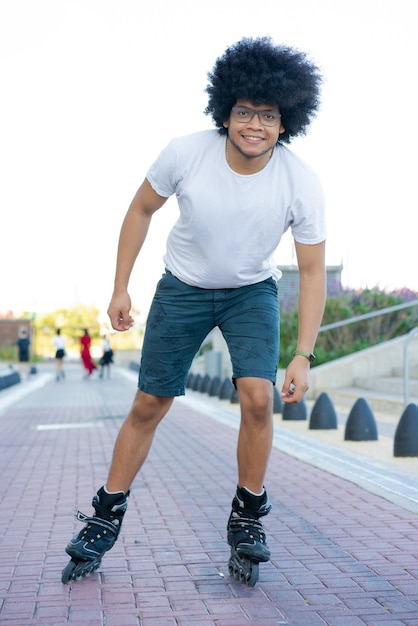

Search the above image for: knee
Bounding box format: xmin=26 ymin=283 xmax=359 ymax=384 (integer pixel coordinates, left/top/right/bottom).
xmin=251 ymin=391 xmax=273 ymax=420
xmin=129 ymin=391 xmax=172 ymax=427
xmin=238 ymin=381 xmax=273 ymax=422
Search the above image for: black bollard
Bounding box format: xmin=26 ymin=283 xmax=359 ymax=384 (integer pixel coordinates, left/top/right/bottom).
xmin=208 ymin=376 xmax=221 ymax=397
xmin=344 ymin=398 xmax=378 ymax=441
xmin=199 ymin=374 xmax=211 ymax=393
xmin=185 ymin=373 xmax=195 ymax=389
xmin=230 ymin=387 xmax=239 ymax=404
xmin=219 ymin=377 xmax=234 ymax=400
xmin=12 ymin=372 xmax=21 ymax=385
xmin=282 ymin=400 xmax=307 ymax=421
xmin=5 ymin=373 xmax=18 ymax=388
xmin=273 ymin=387 xmax=282 ymax=414
xmin=394 ymin=403 xmax=418 ymax=457
xmin=192 ymin=374 xmax=202 ymax=391
xmin=309 ymin=392 xmax=338 ymax=430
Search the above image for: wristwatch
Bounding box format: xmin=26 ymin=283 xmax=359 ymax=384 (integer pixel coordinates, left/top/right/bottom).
xmin=293 ymin=349 xmax=316 ymax=363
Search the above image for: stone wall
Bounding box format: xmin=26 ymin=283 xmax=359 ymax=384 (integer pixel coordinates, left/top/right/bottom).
xmin=0 ymin=319 xmax=32 ymax=351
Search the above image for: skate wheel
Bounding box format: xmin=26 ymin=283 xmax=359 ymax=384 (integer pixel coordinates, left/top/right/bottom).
xmin=228 ymin=556 xmax=259 ymax=586
xmin=246 ymin=561 xmax=259 ymax=587
xmin=61 ymin=558 xmax=101 ymax=583
xmin=61 ymin=560 xmax=77 ymax=584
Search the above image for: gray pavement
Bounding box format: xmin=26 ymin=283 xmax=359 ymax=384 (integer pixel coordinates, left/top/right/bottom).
xmin=0 ymin=362 xmax=418 ymax=626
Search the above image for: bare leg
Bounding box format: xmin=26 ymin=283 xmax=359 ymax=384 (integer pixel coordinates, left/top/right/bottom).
xmin=106 ymin=390 xmax=174 ymax=493
xmin=20 ymin=362 xmax=30 ymax=379
xmin=56 ymin=358 xmax=63 ymax=378
xmin=235 ymin=377 xmax=274 ymax=493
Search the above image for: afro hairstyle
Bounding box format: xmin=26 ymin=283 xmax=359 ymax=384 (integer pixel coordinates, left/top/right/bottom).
xmin=205 ymin=36 xmax=323 ymax=144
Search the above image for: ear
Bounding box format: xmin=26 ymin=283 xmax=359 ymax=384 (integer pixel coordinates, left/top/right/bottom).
xmin=223 ymin=120 xmax=229 ymax=129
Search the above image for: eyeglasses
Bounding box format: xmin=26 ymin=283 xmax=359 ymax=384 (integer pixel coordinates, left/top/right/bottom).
xmin=230 ymin=106 xmax=282 ymax=127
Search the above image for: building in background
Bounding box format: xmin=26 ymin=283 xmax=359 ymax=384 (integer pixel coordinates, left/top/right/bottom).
xmin=0 ymin=319 xmax=32 ymax=362
xmin=277 ymin=264 xmax=343 ymax=311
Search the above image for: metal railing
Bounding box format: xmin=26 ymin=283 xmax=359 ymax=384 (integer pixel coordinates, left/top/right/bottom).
xmin=404 ymin=327 xmax=418 ymax=406
xmin=318 ymin=299 xmax=418 ymax=332
xmin=317 ymin=299 xmax=418 ymax=407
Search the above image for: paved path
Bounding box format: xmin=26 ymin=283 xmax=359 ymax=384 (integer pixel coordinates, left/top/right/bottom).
xmin=0 ymin=363 xmax=417 ymax=625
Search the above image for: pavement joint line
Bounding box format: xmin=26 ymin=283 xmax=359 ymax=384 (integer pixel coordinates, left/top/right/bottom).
xmin=35 ymin=422 xmax=104 ymax=430
xmin=179 ymin=392 xmax=418 ymax=514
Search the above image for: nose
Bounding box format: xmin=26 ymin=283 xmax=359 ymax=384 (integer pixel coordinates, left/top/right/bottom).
xmin=247 ymin=111 xmax=263 ymax=128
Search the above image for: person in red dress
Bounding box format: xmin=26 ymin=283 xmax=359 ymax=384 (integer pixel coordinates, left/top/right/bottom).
xmin=80 ymin=329 xmax=97 ymax=377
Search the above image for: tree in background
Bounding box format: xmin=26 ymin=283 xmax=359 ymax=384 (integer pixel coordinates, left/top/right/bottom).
xmin=32 ymin=305 xmax=101 ymax=358
xmin=30 ymin=305 xmax=143 ymax=359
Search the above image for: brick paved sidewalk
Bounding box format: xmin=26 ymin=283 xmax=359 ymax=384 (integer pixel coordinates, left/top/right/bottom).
xmin=0 ymin=364 xmax=417 ymax=625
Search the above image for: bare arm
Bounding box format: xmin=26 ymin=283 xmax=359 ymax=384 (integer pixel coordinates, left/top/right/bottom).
xmin=281 ymin=240 xmax=326 ymax=403
xmin=107 ymin=178 xmax=168 ymax=331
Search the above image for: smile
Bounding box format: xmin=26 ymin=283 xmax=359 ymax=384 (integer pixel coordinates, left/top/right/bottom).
xmin=242 ymin=136 xmax=264 ymax=142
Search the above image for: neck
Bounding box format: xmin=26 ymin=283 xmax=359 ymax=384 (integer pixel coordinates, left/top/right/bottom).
xmin=225 ymin=137 xmax=274 ymax=174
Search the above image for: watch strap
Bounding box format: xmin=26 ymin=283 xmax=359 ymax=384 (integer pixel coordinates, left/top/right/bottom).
xmin=293 ymin=349 xmax=316 ymax=363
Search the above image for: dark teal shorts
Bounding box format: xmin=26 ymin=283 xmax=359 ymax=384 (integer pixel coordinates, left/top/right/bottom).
xmin=138 ymin=271 xmax=280 ymax=396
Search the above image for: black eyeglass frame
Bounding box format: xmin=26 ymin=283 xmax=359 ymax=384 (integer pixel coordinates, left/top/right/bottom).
xmin=230 ymin=106 xmax=282 ymax=127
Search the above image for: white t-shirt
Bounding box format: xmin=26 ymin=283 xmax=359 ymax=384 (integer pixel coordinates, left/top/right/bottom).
xmin=53 ymin=335 xmax=65 ymax=350
xmin=146 ymin=129 xmax=326 ymax=289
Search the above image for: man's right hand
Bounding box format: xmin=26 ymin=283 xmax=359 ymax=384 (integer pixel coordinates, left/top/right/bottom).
xmin=107 ymin=291 xmax=134 ymax=332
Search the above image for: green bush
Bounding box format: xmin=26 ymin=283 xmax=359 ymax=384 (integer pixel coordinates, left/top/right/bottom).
xmin=280 ymin=287 xmax=418 ymax=367
xmin=0 ymin=346 xmax=15 ymax=362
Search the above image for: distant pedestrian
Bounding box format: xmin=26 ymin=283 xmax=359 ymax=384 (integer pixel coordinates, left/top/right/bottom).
xmin=16 ymin=327 xmax=30 ymax=379
xmin=99 ymin=335 xmax=113 ymax=379
xmin=80 ymin=329 xmax=97 ymax=377
xmin=52 ymin=329 xmax=66 ymax=381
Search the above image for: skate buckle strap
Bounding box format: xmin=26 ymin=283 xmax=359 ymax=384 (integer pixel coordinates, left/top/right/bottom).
xmin=75 ymin=510 xmax=120 ymax=536
xmin=233 ymin=492 xmax=272 ymax=520
xmin=92 ymin=489 xmax=129 ymax=520
xmin=229 ymin=513 xmax=267 ymax=543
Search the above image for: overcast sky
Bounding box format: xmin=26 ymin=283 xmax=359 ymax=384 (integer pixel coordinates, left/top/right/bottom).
xmin=1 ymin=0 xmax=417 ymax=319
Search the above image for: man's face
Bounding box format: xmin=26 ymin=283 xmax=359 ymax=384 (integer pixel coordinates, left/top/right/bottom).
xmin=223 ymin=99 xmax=285 ymax=161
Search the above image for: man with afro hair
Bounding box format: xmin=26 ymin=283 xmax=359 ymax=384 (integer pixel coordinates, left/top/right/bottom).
xmin=62 ymin=37 xmax=326 ymax=586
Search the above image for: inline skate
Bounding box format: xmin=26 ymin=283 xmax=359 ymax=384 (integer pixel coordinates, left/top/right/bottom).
xmin=61 ymin=487 xmax=129 ymax=584
xmin=227 ymin=486 xmax=271 ymax=586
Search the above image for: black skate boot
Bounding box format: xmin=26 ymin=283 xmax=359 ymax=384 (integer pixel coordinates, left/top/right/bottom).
xmin=61 ymin=487 xmax=129 ymax=583
xmin=227 ymin=486 xmax=271 ymax=586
